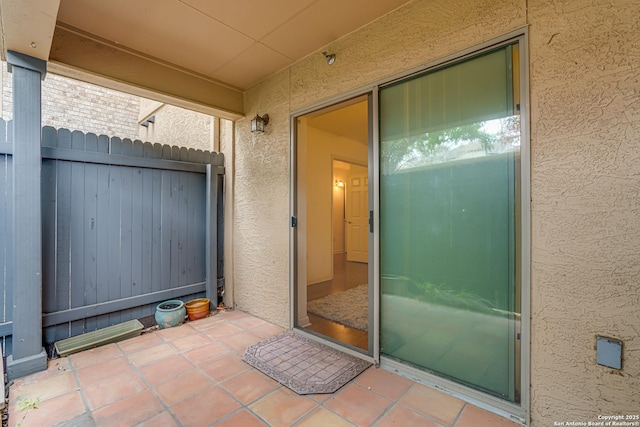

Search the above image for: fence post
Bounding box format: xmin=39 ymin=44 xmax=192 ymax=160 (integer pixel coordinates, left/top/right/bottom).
xmin=6 ymin=51 xmax=47 ymax=379
xmin=205 ymin=164 xmax=218 ymax=309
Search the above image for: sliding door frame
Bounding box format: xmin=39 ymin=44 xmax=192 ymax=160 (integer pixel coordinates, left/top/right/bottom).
xmin=375 ymin=30 xmax=530 ymax=424
xmin=289 ymin=27 xmax=529 ymax=424
xmin=290 ymin=90 xmax=379 ymax=365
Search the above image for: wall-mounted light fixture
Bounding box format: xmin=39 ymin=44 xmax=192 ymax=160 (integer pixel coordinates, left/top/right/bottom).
xmin=251 ymin=113 xmax=269 ymax=133
xmin=322 ymin=51 xmax=336 ymax=65
xmin=335 ymin=180 xmax=345 ymax=188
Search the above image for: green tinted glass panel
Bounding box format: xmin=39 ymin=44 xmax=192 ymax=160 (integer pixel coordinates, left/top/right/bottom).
xmin=379 ymin=44 xmax=521 ymax=402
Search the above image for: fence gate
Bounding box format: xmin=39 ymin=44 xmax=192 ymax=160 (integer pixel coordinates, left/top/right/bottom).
xmin=0 ymin=120 xmax=224 ymax=354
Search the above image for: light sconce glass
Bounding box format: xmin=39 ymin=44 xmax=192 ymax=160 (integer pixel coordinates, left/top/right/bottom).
xmin=335 ymin=180 xmax=345 ymax=188
xmin=251 ymin=113 xmax=269 ymax=133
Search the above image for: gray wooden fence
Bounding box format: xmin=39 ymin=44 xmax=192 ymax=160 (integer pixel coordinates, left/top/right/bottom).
xmin=0 ymin=118 xmax=224 ymax=353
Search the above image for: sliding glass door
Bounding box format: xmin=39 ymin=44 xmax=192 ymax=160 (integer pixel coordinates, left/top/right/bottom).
xmin=379 ymin=42 xmax=523 ymax=402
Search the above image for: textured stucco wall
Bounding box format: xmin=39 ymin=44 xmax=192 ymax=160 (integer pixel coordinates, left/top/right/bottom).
xmin=235 ymin=70 xmax=291 ymax=326
xmin=528 ymin=0 xmax=640 ymax=423
xmin=138 ymin=103 xmax=214 ymax=151
xmin=289 ymin=0 xmax=526 ymax=111
xmin=233 ymin=0 xmax=639 ymax=423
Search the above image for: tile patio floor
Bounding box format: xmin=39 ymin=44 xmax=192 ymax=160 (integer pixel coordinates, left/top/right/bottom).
xmin=8 ymin=310 xmax=521 ymax=427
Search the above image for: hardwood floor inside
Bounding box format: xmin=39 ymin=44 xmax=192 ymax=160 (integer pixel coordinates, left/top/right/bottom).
xmin=305 ymin=253 xmax=369 ymax=351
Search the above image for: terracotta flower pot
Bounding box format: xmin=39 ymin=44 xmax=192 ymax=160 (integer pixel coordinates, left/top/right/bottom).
xmin=185 ymin=298 xmax=211 ymax=321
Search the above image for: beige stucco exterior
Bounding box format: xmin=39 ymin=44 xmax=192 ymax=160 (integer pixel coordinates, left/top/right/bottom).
xmin=138 ymin=99 xmax=216 ymax=151
xmin=230 ymin=0 xmax=639 ymax=424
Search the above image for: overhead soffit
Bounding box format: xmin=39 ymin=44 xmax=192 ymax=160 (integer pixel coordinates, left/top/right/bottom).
xmin=0 ymin=0 xmax=60 ymax=60
xmin=2 ymin=0 xmax=411 ymax=119
xmin=54 ymin=0 xmax=413 ymax=91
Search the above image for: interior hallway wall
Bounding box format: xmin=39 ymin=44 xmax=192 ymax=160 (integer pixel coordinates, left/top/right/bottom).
xmin=305 ymin=126 xmax=367 ymax=285
xmin=333 ymin=164 xmax=349 ymax=255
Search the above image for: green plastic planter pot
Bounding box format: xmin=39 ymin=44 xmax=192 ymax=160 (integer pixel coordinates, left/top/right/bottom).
xmin=155 ymin=300 xmax=186 ymax=329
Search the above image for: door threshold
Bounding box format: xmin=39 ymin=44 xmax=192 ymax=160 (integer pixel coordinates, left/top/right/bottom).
xmin=294 ymin=328 xmax=375 ymax=365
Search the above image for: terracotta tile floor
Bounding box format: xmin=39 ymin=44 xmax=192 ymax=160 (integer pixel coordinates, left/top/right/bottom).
xmin=8 ymin=310 xmax=521 ymax=427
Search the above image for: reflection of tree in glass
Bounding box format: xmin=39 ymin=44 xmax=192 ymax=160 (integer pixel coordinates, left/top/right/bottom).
xmin=381 ymin=117 xmax=520 ymax=174
xmin=495 ymin=116 xmax=520 ymax=152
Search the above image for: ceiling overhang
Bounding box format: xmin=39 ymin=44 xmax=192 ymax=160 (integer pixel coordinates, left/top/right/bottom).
xmin=0 ymin=0 xmax=59 ymax=62
xmin=49 ymin=24 xmax=244 ymax=120
xmin=1 ymin=0 xmax=414 ymax=119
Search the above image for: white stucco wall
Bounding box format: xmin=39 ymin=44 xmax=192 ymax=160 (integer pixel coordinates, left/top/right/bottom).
xmin=233 ymin=0 xmax=639 ymax=424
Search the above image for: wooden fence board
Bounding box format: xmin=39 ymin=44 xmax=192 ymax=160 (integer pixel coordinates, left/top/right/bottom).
xmin=141 ymin=166 xmax=153 ymax=300
xmin=40 ymin=123 xmax=56 ymax=339
xmin=43 ymin=126 xmax=61 ymax=341
xmin=111 ymin=137 xmax=122 ymax=155
xmin=180 ymin=147 xmax=189 ymax=162
xmin=160 ymin=170 xmax=172 ymax=292
xmin=150 ymin=143 xmax=163 ymax=295
xmin=151 ymin=167 xmax=162 ymax=295
xmin=108 ymin=136 xmax=122 ymax=322
xmin=70 ymin=133 xmax=86 ymax=336
xmin=170 ymin=171 xmax=180 ymax=289
xmin=120 ymin=140 xmax=134 ymax=322
xmin=54 ymin=159 xmax=72 ymax=341
xmin=95 ymin=162 xmax=110 ymax=330
xmin=171 ymin=145 xmax=180 ymax=161
xmin=97 ymin=135 xmax=109 ymax=154
xmin=107 ymin=160 xmax=122 ymax=326
xmin=83 ymin=133 xmax=99 ymax=333
xmin=130 ymin=164 xmax=144 ymax=320
xmin=41 ymin=155 xmax=57 ymax=340
xmin=133 ymin=140 xmax=144 ymax=157
xmin=109 ymin=135 xmax=124 ymax=323
xmin=193 ymin=173 xmax=206 ymax=286
xmin=152 ymin=143 xmax=162 ymax=159
xmin=178 ymin=172 xmax=188 ymax=287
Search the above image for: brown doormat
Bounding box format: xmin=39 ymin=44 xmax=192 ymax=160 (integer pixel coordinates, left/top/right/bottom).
xmin=242 ymin=333 xmax=371 ymax=395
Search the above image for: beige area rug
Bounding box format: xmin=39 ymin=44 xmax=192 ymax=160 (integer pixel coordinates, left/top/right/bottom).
xmin=243 ymin=333 xmax=370 ymax=394
xmin=307 ymin=284 xmax=368 ymax=331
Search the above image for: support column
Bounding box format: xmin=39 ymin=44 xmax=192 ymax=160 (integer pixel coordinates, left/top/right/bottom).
xmin=6 ymin=51 xmax=47 ymax=380
xmin=220 ymin=119 xmax=234 ymax=310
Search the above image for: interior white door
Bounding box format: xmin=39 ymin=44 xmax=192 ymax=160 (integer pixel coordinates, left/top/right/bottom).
xmin=346 ymin=170 xmax=368 ymax=263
